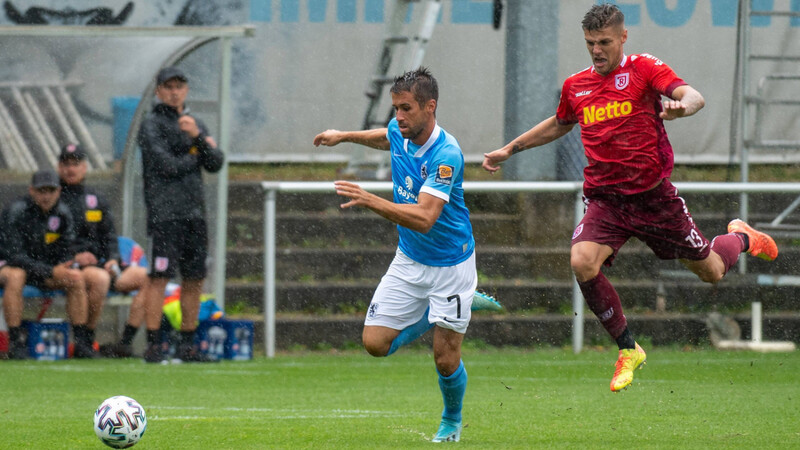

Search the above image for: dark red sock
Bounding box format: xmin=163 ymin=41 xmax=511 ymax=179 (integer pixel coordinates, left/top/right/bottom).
xmin=577 ymin=271 xmax=627 ymax=339
xmin=710 ymin=233 xmax=746 ymax=275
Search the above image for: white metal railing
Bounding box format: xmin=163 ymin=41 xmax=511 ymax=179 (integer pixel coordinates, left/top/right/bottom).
xmin=261 ymin=181 xmax=800 ymax=357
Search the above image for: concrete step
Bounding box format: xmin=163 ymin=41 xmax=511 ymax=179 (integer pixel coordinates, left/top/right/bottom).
xmin=226 ymin=244 xmax=800 ymax=281
xmin=224 ymin=277 xmax=800 ymax=314
xmin=227 ymin=211 xmax=524 ymax=247
xmin=231 ymin=181 xmax=535 ymax=215
xmin=241 ymin=312 xmax=800 ymax=350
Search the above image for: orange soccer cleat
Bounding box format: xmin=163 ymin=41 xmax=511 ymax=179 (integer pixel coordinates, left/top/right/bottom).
xmin=727 ymin=219 xmax=779 ymax=261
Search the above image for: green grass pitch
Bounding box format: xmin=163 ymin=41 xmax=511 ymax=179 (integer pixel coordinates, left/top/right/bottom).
xmin=1 ymin=347 xmax=798 ymax=448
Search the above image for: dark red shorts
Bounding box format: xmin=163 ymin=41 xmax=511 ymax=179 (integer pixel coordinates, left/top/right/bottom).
xmin=571 ymin=179 xmax=711 ymax=266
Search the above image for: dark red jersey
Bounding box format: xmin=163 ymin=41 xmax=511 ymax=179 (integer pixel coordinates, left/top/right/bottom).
xmin=556 ymin=53 xmax=687 ymax=196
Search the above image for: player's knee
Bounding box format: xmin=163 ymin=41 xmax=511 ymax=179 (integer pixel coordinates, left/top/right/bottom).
xmin=698 ymin=270 xmax=724 ymax=284
xmin=570 ymin=256 xmax=599 ymax=281
xmin=362 ymin=340 xmax=390 ymax=357
xmin=434 ymin=353 xmax=459 ymax=376
xmin=2 ymin=267 xmax=26 ymax=289
xmin=361 ymin=329 xmax=391 ymax=357
xmin=85 ymin=268 xmax=110 ymax=285
xmin=64 ymin=276 xmax=86 ymax=291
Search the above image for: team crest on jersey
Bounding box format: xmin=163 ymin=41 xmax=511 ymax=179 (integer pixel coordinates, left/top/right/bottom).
xmin=367 ymin=303 xmax=379 ymax=319
xmin=48 ymin=216 xmax=60 ymax=231
xmin=420 ymin=163 xmax=428 ymax=180
xmin=85 ymin=194 xmax=98 ymax=208
xmin=615 ymin=73 xmax=629 ymax=90
xmin=155 ymin=256 xmax=169 ymax=272
xmin=572 ymin=223 xmax=584 ymax=239
xmin=404 ymin=176 xmax=413 ymax=191
xmin=435 ymin=164 xmax=453 ymax=185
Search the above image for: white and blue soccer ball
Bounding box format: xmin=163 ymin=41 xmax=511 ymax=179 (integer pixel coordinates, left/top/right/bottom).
xmin=93 ymin=396 xmax=147 ymax=448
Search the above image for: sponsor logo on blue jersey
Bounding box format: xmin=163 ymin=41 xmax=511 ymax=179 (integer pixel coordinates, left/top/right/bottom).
xmin=396 ymin=184 xmax=418 ymax=203
xmin=435 ymin=164 xmax=454 ymax=185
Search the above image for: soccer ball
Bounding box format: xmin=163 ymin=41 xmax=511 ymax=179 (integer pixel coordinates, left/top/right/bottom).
xmin=93 ymin=396 xmax=147 ymax=448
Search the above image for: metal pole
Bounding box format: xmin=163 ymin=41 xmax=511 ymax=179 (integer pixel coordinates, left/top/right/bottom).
xmin=751 ymin=301 xmax=762 ymax=343
xmin=572 ymin=189 xmax=584 ymax=353
xmin=264 ymin=188 xmax=277 ymax=358
xmin=54 ymin=85 xmax=107 ymax=170
xmin=0 ymin=97 xmax=35 ymax=170
xmin=503 ymin=0 xmax=559 ymax=181
xmin=213 ymin=37 xmax=233 ymax=309
xmin=11 ymin=86 xmax=54 ymax=168
xmin=737 ymin=0 xmax=751 ymax=275
xmin=22 ymin=91 xmax=63 ymax=167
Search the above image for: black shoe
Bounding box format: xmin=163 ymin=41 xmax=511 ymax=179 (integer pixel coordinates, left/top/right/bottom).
xmin=73 ymin=342 xmax=100 ymax=359
xmin=174 ymin=344 xmax=218 ymax=363
xmin=143 ymin=343 xmax=164 ymax=363
xmin=99 ymin=342 xmax=133 ymax=358
xmin=8 ymin=341 xmax=29 ymax=360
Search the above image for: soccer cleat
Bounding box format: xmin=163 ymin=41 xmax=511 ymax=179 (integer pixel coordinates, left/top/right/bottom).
xmin=143 ymin=343 xmax=164 ymax=363
xmin=610 ymin=342 xmax=646 ymax=392
xmin=431 ymin=418 xmax=462 ymax=443
xmin=73 ymin=341 xmax=100 ymax=359
xmin=727 ymin=219 xmax=778 ymax=261
xmin=8 ymin=340 xmax=29 ymax=360
xmin=471 ymin=291 xmax=503 ymax=312
xmin=172 ymin=344 xmax=218 ymax=363
xmin=99 ymin=342 xmax=133 ymax=358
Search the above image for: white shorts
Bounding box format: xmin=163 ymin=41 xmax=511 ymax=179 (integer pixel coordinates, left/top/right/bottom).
xmin=364 ymin=249 xmax=477 ymax=334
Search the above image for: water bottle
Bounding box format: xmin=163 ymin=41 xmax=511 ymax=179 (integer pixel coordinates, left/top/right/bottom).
xmin=111 ymin=263 xmax=122 ymax=278
xmin=56 ymin=332 xmax=65 ymax=359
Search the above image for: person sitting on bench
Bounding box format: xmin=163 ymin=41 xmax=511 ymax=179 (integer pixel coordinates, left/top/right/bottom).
xmin=0 ymin=169 xmax=96 ymax=359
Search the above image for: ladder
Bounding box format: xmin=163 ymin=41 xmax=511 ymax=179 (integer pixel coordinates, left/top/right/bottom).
xmin=731 ymin=1 xmax=800 ymax=238
xmin=0 ymin=80 xmax=107 ymax=172
xmin=342 ymin=0 xmax=442 ymax=180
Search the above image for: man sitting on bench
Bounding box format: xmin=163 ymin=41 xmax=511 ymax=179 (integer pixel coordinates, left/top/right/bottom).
xmin=0 ymin=169 xmax=96 ymax=359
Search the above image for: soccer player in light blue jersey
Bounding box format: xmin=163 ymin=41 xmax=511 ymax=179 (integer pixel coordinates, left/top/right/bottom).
xmin=314 ymin=67 xmax=473 ymax=443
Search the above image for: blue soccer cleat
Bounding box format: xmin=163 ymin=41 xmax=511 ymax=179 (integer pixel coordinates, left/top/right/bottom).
xmin=432 ymin=418 xmax=462 ymax=443
xmin=471 ymin=291 xmax=502 ymax=311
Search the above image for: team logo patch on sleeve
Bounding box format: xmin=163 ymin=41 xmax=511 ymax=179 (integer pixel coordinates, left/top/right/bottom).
xmin=435 ymin=164 xmax=454 ymax=185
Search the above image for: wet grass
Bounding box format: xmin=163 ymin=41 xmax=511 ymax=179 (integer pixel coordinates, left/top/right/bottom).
xmin=1 ymin=348 xmax=798 ymax=448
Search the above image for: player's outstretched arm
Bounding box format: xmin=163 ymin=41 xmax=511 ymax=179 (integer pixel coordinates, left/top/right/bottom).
xmin=313 ymin=128 xmax=390 ymax=150
xmin=334 ymin=180 xmax=444 ymax=233
xmin=660 ymin=85 xmax=705 ymax=120
xmin=482 ymin=116 xmax=574 ymax=173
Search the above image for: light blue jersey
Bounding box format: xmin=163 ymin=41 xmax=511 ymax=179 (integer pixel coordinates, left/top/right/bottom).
xmin=387 ymin=118 xmax=474 ymax=267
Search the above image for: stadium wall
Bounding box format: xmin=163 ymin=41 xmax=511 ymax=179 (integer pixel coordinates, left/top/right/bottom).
xmin=2 ymin=0 xmax=799 ymax=164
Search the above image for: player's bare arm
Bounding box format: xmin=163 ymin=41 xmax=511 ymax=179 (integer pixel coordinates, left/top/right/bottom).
xmin=482 ymin=116 xmax=575 ymax=173
xmin=313 ymin=128 xmax=391 ymax=150
xmin=334 ymin=180 xmax=445 ymax=233
xmin=660 ymin=85 xmax=705 ymax=120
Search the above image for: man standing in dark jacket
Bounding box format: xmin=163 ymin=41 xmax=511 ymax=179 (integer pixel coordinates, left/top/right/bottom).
xmin=137 ymin=66 xmax=224 ymax=363
xmin=0 ymin=170 xmax=95 ymax=359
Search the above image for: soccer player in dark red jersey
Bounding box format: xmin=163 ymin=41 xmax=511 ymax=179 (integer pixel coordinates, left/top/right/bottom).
xmin=483 ymin=3 xmax=778 ymax=392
